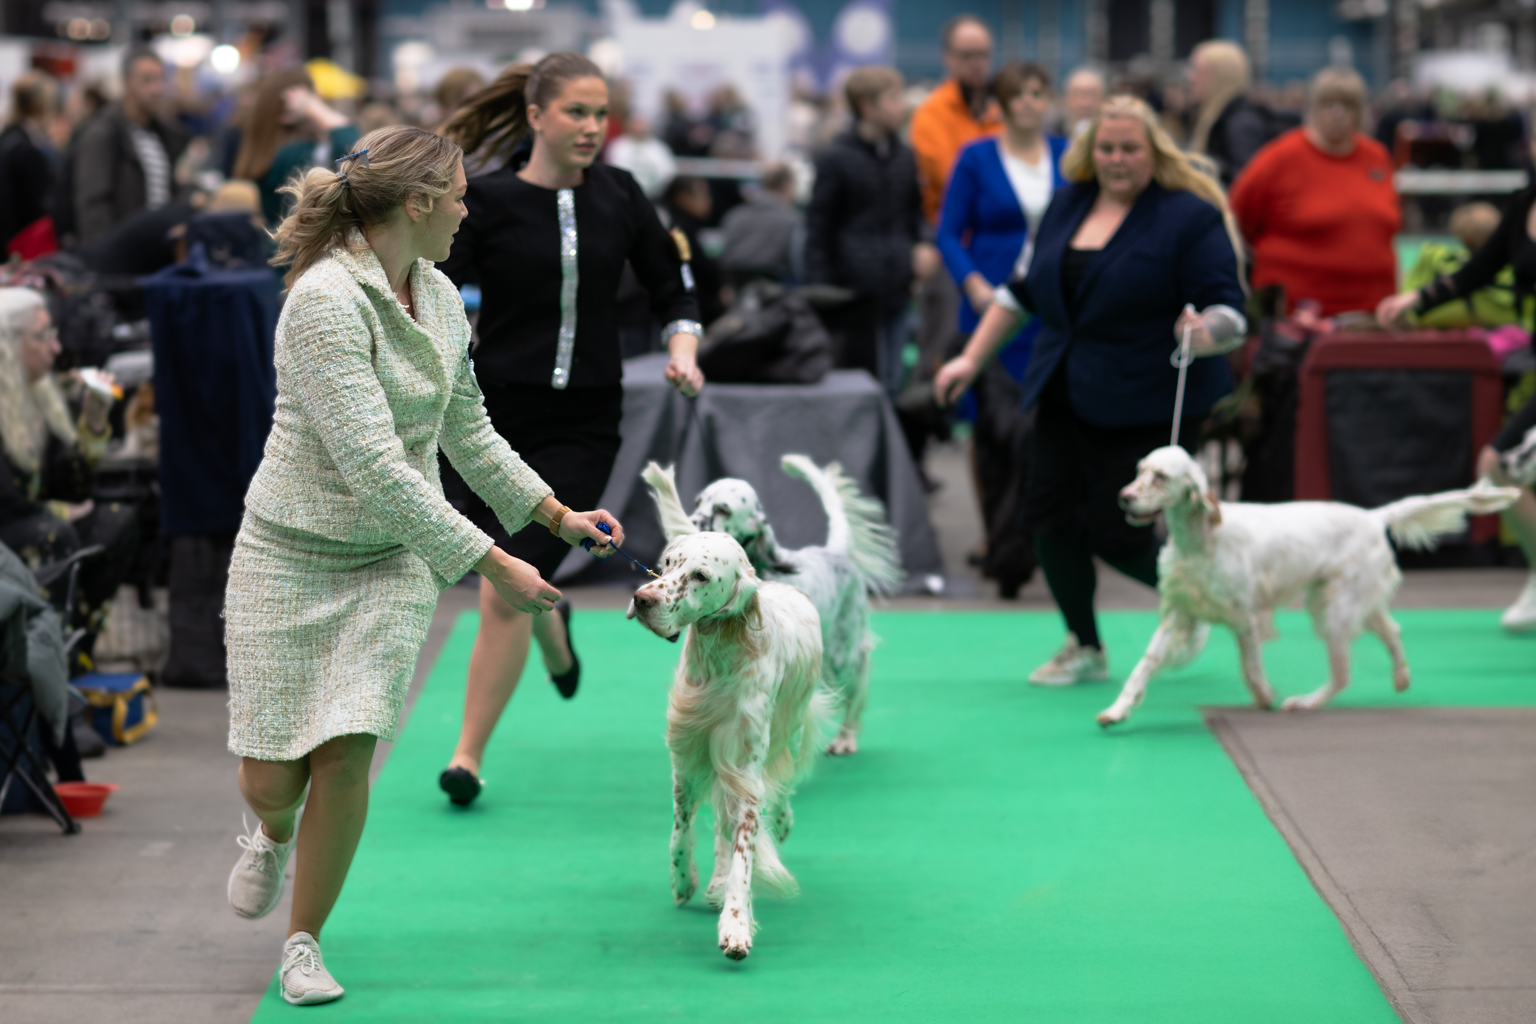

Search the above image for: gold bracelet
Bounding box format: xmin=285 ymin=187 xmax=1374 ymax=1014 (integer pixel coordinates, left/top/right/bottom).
xmin=548 ymin=504 xmax=571 ymax=537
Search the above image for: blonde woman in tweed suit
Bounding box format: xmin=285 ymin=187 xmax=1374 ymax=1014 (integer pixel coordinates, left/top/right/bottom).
xmin=223 ymin=125 xmax=626 ymax=1006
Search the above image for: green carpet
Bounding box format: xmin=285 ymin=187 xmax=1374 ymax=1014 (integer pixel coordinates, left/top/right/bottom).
xmin=249 ymin=608 xmax=1533 ymax=1022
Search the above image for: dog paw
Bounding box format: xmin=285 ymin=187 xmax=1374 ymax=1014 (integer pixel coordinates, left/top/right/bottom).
xmin=1096 ymin=707 xmax=1126 ymax=728
xmin=1393 ymin=668 xmax=1411 ymax=693
xmin=672 ymin=863 xmax=697 ymax=906
xmin=1280 ymin=694 xmax=1319 ymax=712
xmin=718 ymin=911 xmax=752 ymax=961
xmin=825 ymin=731 xmax=859 ymax=756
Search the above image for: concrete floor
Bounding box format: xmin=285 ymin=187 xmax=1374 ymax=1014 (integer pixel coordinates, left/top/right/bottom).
xmin=0 ymin=439 xmax=1527 ymax=1024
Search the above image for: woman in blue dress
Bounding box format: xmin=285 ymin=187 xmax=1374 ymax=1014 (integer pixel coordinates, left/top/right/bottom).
xmin=935 ymin=62 xmax=1068 ymax=596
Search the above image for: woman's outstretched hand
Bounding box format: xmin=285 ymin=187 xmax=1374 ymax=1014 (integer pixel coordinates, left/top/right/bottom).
xmin=558 ymin=509 xmax=626 ymax=556
xmin=475 ymin=547 xmax=560 ymax=615
xmin=1375 ymin=291 xmax=1420 ymax=328
xmin=933 ymin=353 xmax=979 ymax=407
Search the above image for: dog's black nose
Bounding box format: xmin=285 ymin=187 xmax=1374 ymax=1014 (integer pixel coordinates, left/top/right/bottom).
xmin=1117 ymin=493 xmax=1134 ymax=510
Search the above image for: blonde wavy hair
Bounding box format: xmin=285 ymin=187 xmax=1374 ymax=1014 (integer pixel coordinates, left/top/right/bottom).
xmin=1062 ymin=94 xmax=1246 ymax=284
xmin=272 ymin=124 xmax=463 ymax=289
xmin=1187 ymin=40 xmax=1251 ymax=154
xmin=0 ymin=287 xmax=75 ymax=484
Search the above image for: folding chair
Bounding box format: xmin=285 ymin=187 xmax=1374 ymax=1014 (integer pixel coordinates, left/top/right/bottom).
xmin=0 ymin=544 xmax=106 ymax=835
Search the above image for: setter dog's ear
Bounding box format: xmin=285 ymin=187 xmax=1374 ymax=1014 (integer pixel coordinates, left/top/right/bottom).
xmin=1202 ymin=486 xmax=1222 ymax=527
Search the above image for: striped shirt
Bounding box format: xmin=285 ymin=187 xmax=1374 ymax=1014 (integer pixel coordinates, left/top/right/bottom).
xmin=128 ymin=126 xmax=170 ymax=210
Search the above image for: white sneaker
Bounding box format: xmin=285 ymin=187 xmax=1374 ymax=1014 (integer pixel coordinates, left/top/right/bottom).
xmin=281 ymin=932 xmax=345 ymax=1006
xmin=1029 ymin=633 xmax=1109 ymax=686
xmin=1165 ymin=622 xmax=1211 ymax=669
xmin=1501 ymin=572 xmax=1536 ymax=633
xmin=228 ymin=816 xmax=295 ymax=919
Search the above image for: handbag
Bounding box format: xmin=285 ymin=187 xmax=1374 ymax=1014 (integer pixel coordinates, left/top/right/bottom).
xmin=697 ymin=282 xmax=834 ymax=384
xmin=74 ymin=672 xmax=158 ymax=746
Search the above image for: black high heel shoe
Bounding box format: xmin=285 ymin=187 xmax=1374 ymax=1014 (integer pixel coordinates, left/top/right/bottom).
xmin=439 ymin=767 xmax=481 ymax=807
xmin=549 ymin=599 xmax=580 ymax=699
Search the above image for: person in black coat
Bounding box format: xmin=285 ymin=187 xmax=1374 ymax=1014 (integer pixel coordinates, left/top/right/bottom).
xmin=0 ymin=71 xmax=59 ymax=253
xmin=434 ymin=53 xmax=704 ymax=807
xmin=935 ymin=96 xmax=1246 ymax=685
xmin=804 ymin=66 xmax=930 ymax=398
xmin=1187 ymin=40 xmax=1277 ymax=187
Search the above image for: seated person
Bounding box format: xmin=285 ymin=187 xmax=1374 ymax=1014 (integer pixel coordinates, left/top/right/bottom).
xmin=0 ymin=286 xmax=138 ymax=665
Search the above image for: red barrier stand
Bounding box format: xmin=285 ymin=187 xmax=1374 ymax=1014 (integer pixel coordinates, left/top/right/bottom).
xmin=1295 ymin=330 xmax=1505 ymax=543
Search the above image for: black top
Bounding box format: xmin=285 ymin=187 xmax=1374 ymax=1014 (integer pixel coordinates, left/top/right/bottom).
xmin=1058 ymin=246 xmax=1096 ymax=315
xmin=1 ymin=434 xmax=92 ymax=529
xmin=0 ymin=125 xmax=52 ymax=249
xmin=438 ymin=162 xmax=698 ymax=390
xmin=1420 ymin=182 xmax=1536 ymax=318
xmin=803 ymin=128 xmax=924 ymax=299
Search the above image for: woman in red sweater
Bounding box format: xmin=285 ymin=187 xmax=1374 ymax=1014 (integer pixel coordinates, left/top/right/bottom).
xmin=1230 ymin=68 xmax=1400 ymax=316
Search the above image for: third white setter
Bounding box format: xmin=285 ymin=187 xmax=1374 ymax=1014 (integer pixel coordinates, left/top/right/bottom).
xmin=1098 ymin=445 xmax=1518 ymax=726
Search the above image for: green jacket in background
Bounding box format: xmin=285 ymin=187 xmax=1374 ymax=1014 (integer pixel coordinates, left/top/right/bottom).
xmin=257 ymin=124 xmax=360 ymax=227
xmin=1405 ymin=241 xmax=1525 ymax=329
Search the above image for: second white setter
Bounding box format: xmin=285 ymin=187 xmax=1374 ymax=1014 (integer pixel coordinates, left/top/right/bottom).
xmin=646 ymin=456 xmax=901 ymax=754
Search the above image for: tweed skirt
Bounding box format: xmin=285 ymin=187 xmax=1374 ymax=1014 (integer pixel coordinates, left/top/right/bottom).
xmin=225 ymin=512 xmax=439 ymax=762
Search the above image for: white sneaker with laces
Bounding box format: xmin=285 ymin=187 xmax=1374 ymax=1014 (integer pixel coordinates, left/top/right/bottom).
xmin=228 ymin=815 xmax=295 ymax=920
xmin=1029 ymin=632 xmax=1109 ymax=686
xmin=281 ymin=932 xmax=345 ymax=1006
xmin=1501 ymin=572 xmax=1536 ymax=633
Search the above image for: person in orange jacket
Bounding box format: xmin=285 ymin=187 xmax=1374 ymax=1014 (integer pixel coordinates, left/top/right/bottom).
xmin=910 ymin=15 xmax=1002 ymax=226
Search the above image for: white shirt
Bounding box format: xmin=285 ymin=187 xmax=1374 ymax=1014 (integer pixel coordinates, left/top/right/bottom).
xmin=997 ymin=139 xmax=1054 ymax=278
xmin=129 ymin=126 xmax=171 ymax=210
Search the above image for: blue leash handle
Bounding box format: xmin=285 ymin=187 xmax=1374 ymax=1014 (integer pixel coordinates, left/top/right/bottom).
xmin=580 ymin=521 xmax=659 ymax=577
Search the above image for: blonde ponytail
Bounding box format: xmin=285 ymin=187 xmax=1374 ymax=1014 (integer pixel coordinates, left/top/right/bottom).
xmin=272 ymin=124 xmax=463 ymax=289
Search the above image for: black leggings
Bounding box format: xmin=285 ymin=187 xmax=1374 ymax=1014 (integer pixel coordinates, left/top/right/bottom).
xmin=1025 ymin=372 xmax=1200 ymax=650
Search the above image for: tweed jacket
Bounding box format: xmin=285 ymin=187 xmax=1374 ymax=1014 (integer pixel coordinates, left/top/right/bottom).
xmin=243 ymin=243 xmax=552 ymax=587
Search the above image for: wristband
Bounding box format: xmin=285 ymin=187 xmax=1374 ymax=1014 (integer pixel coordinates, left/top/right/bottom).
xmin=548 ymin=504 xmax=571 ymax=537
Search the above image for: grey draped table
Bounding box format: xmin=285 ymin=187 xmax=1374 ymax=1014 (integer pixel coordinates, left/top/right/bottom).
xmin=553 ymin=353 xmax=943 ymax=589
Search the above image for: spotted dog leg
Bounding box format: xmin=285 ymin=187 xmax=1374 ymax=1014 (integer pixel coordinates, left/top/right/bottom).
xmin=669 ymin=773 xmax=698 ymax=906
xmin=717 ymin=803 xmax=760 ymax=961
xmin=768 ymin=798 xmax=793 ymax=844
xmin=705 ymin=828 xmax=730 ymax=909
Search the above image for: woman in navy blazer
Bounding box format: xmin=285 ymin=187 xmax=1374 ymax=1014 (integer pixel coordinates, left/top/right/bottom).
xmin=935 ymin=95 xmax=1247 ymax=684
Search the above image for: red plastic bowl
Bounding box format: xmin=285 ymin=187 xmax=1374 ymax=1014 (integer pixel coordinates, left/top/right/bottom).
xmin=53 ymin=782 xmax=119 ymax=817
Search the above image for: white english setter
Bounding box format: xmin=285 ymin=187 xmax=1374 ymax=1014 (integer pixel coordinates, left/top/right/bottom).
xmin=627 ymin=527 xmax=827 ymax=962
xmin=644 ymin=456 xmax=901 ymax=755
xmin=1099 ymin=445 xmax=1518 ymax=727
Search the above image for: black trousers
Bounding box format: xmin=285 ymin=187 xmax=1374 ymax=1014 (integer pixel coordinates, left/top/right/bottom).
xmin=1025 ymin=373 xmax=1200 ymax=649
xmin=462 ymin=382 xmax=624 ymax=580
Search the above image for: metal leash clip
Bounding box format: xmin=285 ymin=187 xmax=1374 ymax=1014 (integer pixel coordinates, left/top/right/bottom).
xmin=580 ymin=521 xmax=660 ymax=577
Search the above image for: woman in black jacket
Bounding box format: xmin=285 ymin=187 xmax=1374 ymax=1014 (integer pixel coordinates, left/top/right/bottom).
xmin=0 ymin=71 xmax=59 ymax=252
xmin=1378 ymin=181 xmax=1536 ymax=632
xmin=436 ymin=54 xmax=703 ymax=806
